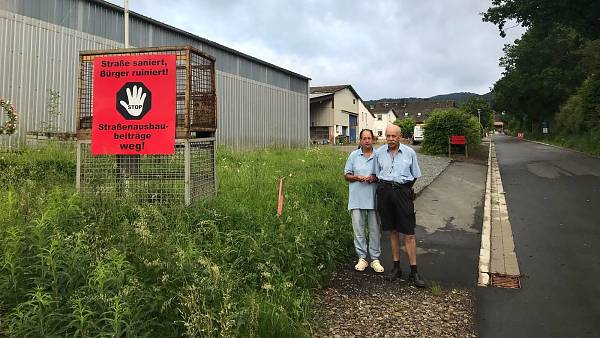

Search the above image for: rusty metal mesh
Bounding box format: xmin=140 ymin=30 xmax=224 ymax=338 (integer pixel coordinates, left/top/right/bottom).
xmin=76 ymin=47 xmax=217 ymax=205
xmin=77 ymin=139 xmax=215 ymax=204
xmin=77 ymin=47 xmax=216 ymax=137
xmin=491 ymin=274 xmax=521 ymax=289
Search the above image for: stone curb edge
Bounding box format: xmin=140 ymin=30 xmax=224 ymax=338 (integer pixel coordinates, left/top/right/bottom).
xmin=478 ymin=138 xmax=493 ymax=287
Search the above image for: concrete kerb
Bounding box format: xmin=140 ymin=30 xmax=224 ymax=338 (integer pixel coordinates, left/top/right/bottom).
xmin=478 ymin=138 xmax=493 ymax=286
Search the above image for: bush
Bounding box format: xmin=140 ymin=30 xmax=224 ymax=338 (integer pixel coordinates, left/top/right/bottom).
xmin=394 ymin=117 xmax=416 ymax=139
xmin=422 ymin=109 xmax=481 ymax=154
xmin=555 ymin=89 xmax=586 ymax=134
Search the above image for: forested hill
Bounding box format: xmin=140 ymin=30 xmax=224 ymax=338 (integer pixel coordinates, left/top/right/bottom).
xmin=428 ymin=92 xmax=493 ymax=102
xmin=365 ymin=91 xmax=493 ymax=105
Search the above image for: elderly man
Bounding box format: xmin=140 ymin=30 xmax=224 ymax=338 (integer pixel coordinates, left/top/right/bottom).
xmin=375 ymin=124 xmax=425 ymax=287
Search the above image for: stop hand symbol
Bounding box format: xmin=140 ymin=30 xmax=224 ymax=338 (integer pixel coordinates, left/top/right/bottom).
xmin=119 ymin=85 xmax=147 ymax=117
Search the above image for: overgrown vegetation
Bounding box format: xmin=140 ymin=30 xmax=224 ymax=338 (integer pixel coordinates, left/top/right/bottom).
xmin=484 ymin=0 xmax=600 ymax=155
xmin=459 ymin=96 xmax=494 ymax=134
xmin=0 ymin=145 xmax=353 ymax=337
xmin=421 ymin=109 xmax=481 ymax=155
xmin=393 ymin=117 xmax=416 ymax=139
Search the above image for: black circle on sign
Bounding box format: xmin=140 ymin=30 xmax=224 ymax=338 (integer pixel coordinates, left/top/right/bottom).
xmin=116 ymin=82 xmax=152 ymax=120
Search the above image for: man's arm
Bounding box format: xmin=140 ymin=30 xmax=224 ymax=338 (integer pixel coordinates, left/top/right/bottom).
xmin=344 ymin=173 xmax=366 ymax=182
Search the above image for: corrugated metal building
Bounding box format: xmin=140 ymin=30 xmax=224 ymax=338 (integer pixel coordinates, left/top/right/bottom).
xmin=0 ymin=0 xmax=310 ymax=149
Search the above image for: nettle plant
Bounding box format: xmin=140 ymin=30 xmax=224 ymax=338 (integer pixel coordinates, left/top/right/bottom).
xmin=0 ymin=98 xmax=18 ymax=135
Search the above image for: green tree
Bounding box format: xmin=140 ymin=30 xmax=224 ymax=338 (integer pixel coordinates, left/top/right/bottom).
xmin=491 ymin=25 xmax=586 ymax=131
xmin=460 ymin=96 xmax=494 ymax=132
xmin=393 ymin=117 xmax=416 ymax=139
xmin=421 ymin=109 xmax=481 ymax=155
xmin=483 ymin=0 xmax=600 ymax=39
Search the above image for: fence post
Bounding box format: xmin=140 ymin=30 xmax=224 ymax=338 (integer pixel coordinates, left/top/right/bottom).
xmin=184 ymin=140 xmax=191 ymax=206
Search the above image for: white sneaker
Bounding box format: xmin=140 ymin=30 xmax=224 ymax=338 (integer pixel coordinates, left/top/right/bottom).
xmin=354 ymin=258 xmax=369 ymax=271
xmin=370 ymin=260 xmax=385 ymax=273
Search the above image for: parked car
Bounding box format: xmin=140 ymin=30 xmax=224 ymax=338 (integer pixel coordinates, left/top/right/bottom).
xmin=412 ymin=124 xmax=424 ymax=144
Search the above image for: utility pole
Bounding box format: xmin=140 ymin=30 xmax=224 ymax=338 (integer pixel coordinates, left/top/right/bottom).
xmin=124 ymin=0 xmax=129 ymax=48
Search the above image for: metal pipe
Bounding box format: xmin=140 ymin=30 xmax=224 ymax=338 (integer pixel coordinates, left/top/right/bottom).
xmin=124 ymin=0 xmax=129 ymax=48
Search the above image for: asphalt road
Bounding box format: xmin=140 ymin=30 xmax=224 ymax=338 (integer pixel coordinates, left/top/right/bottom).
xmin=378 ymin=160 xmax=487 ymax=287
xmin=476 ymin=135 xmax=600 ymax=338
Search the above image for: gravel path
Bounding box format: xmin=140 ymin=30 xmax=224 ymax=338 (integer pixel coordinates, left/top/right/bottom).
xmin=311 ymin=271 xmax=476 ymax=338
xmin=411 ymin=152 xmax=450 ymax=195
xmin=313 ymin=148 xmax=475 ymax=337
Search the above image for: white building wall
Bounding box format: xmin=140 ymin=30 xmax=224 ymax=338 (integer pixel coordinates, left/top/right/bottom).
xmin=358 ymin=99 xmax=376 ymax=132
xmin=373 ymin=110 xmax=397 ymax=139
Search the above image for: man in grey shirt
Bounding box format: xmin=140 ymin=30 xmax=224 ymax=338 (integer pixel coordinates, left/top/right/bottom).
xmin=374 ymin=124 xmax=425 ymax=287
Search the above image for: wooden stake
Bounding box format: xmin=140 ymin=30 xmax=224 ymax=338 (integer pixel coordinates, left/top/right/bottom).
xmin=277 ymin=177 xmax=285 ymax=217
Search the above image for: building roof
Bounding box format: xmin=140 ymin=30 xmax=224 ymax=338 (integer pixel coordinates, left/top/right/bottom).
xmin=368 ymin=100 xmax=457 ymax=122
xmin=309 ymin=92 xmax=334 ymax=104
xmin=309 ymin=93 xmax=333 ymax=99
xmin=310 ymin=85 xmax=363 ymax=101
xmin=369 ymin=106 xmax=399 ymax=118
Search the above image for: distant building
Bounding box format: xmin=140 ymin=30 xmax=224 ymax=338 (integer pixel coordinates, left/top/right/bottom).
xmin=366 ymin=103 xmax=398 ymax=139
xmin=369 ymin=99 xmax=457 ymax=124
xmin=310 ymin=85 xmax=370 ymax=144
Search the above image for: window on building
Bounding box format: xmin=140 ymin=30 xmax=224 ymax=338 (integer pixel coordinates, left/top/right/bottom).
xmin=377 ymin=130 xmax=383 ymax=137
xmin=353 ymin=99 xmax=356 ymax=104
xmin=417 ymin=112 xmax=422 ymax=116
xmin=404 ymin=112 xmax=408 ymax=117
xmin=377 ymin=115 xmax=383 ymax=121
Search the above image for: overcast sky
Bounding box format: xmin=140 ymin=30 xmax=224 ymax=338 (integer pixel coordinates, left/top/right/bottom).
xmin=109 ymin=0 xmax=524 ymax=100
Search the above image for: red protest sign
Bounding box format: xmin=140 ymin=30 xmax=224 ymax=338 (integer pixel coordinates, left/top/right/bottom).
xmin=91 ymin=54 xmax=176 ymax=155
xmin=450 ymin=135 xmax=466 ymax=145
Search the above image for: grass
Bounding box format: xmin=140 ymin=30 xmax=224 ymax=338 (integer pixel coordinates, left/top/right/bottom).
xmin=428 ymin=280 xmax=442 ymax=296
xmin=0 ymin=145 xmax=354 ymax=337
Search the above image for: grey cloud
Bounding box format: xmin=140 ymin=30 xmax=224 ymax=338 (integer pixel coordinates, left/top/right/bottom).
xmin=111 ymin=0 xmax=524 ymax=99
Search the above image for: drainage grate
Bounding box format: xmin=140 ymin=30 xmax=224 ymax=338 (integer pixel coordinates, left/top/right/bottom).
xmin=491 ymin=274 xmax=521 ymax=289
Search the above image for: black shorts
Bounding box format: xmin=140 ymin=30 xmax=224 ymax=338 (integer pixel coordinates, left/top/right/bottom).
xmin=376 ymin=182 xmax=416 ymax=235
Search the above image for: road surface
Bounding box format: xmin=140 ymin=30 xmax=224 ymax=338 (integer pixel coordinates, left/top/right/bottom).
xmin=477 ymin=135 xmax=600 ymax=337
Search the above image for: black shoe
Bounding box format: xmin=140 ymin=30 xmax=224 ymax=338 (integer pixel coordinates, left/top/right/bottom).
xmin=385 ymin=267 xmax=403 ymax=281
xmin=409 ymin=272 xmax=426 ymax=288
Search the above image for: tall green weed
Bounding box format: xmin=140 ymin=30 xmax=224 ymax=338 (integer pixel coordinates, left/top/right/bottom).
xmin=0 ymin=145 xmax=353 ymax=337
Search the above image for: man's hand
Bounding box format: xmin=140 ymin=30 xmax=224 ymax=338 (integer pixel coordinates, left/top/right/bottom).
xmin=119 ymin=85 xmax=147 ymax=117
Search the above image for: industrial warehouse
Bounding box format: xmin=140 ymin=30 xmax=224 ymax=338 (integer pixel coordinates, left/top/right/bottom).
xmin=0 ymin=0 xmax=310 ymax=149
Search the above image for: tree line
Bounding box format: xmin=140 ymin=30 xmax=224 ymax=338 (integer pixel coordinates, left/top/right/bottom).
xmin=484 ymin=0 xmax=600 ymax=142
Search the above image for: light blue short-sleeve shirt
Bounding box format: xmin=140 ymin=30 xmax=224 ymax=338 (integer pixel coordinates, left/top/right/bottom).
xmin=375 ymin=144 xmax=421 ymax=184
xmin=344 ymin=148 xmax=377 ymax=210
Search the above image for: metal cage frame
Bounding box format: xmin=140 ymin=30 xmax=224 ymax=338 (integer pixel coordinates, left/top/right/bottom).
xmin=75 ymin=46 xmax=217 ymax=205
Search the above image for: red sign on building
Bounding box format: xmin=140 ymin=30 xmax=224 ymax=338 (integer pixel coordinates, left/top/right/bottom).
xmin=91 ymin=54 xmax=176 ymax=155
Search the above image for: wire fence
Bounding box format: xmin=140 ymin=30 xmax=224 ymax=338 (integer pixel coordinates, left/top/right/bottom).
xmin=77 ymin=138 xmax=215 ymax=204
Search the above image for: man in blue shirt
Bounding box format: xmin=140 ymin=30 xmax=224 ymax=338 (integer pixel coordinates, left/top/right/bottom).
xmin=375 ymin=124 xmax=425 ymax=287
xmin=344 ymin=129 xmax=384 ymax=273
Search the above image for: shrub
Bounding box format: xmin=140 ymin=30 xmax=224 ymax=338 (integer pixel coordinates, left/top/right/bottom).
xmin=394 ymin=117 xmax=416 ymax=139
xmin=555 ymin=89 xmax=586 ymax=134
xmin=422 ymin=109 xmax=481 ymax=154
